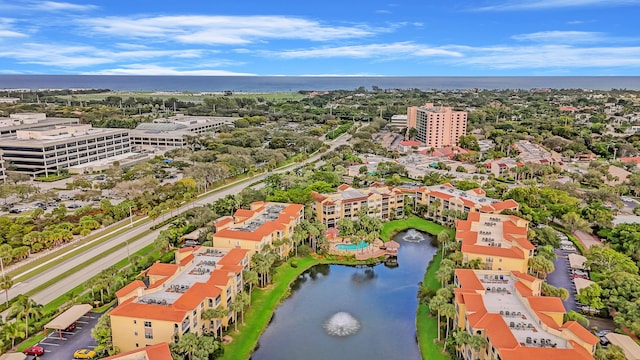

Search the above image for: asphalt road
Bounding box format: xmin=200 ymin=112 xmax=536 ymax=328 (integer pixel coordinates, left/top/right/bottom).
xmin=546 ymin=249 xmax=578 ymax=312
xmin=5 ymin=133 xmax=352 ymax=309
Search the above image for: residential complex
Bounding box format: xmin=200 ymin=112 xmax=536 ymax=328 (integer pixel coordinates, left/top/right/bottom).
xmin=110 ymin=246 xmax=248 ymax=353
xmin=412 ymin=183 xmax=519 ymax=222
xmin=454 ymin=269 xmax=597 ymax=360
xmin=0 ymin=124 xmax=130 ymax=176
xmin=311 ymin=184 xmax=405 ymax=228
xmin=212 ymin=201 xmax=304 ymax=257
xmin=406 ymin=103 xmax=467 ymax=148
xmin=455 ymin=212 xmax=533 ymax=273
xmin=130 ymin=115 xmax=237 ymax=151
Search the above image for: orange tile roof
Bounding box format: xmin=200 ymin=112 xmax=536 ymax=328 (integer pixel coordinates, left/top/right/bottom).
xmin=104 ymin=342 xmax=173 ymax=360
xmin=311 ymin=191 xmax=326 ymax=201
xmin=528 ymin=296 xmax=566 ymax=313
xmin=561 ymin=321 xmax=599 ymax=345
xmin=430 ymin=191 xmax=455 ymax=200
xmin=173 ymin=282 xmax=221 ymax=310
xmin=110 ymin=298 xmax=187 ymax=322
xmin=492 ymin=199 xmax=519 ymax=211
xmin=515 ymin=281 xmax=533 ymax=297
xmin=147 ymin=263 xmax=178 ymax=277
xmin=179 ymin=253 xmax=195 ymax=267
xmin=337 ymin=184 xmax=351 ymax=191
xmin=214 ymin=216 xmax=234 ymax=228
xmin=217 ymin=248 xmax=249 ymax=266
xmin=476 ymin=313 xmax=519 ymax=349
xmin=221 ymin=264 xmax=244 ymax=273
xmin=207 ymin=270 xmax=232 ymax=287
xmin=115 ymin=280 xmax=145 ymax=298
xmin=234 ymin=208 xmax=255 ymax=218
xmin=512 ymin=271 xmax=536 ymax=282
xmin=213 ymin=203 xmax=301 ymax=241
xmin=455 ymin=269 xmax=485 ymax=291
xmin=537 ymin=312 xmax=561 ymax=330
xmin=462 ymin=243 xmax=525 ymax=259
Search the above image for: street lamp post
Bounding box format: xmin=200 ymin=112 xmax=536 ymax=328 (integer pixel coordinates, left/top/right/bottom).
xmin=129 ymin=205 xmax=133 ymax=228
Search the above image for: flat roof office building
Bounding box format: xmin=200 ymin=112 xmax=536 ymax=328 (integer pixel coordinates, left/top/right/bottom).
xmin=0 ymin=124 xmax=130 ymax=176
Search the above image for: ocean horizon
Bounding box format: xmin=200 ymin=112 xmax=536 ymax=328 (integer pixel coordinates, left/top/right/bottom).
xmin=0 ymin=75 xmax=639 ymax=92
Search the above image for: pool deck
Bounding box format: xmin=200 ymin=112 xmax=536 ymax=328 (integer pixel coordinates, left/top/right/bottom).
xmin=329 ymin=238 xmax=396 ymax=260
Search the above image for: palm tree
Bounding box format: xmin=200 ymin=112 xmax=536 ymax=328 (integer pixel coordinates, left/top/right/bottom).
xmin=1 ymin=321 xmax=24 ymax=348
xmin=243 ymin=269 xmax=258 ymax=299
xmin=441 ymin=303 xmax=457 ymax=351
xmin=469 ymin=334 xmax=488 ymax=359
xmin=236 ymin=292 xmax=250 ymax=325
xmin=1 ymin=274 xmax=13 ymax=307
xmin=435 ymin=265 xmax=453 ymax=287
xmin=454 ymin=330 xmax=471 ymax=358
xmin=229 ymin=300 xmax=243 ymax=332
xmin=174 ymin=333 xmax=200 ymax=359
xmin=437 ymin=231 xmax=451 ymax=257
xmin=429 ymin=295 xmax=447 ymax=342
xmin=202 ymin=307 xmax=227 ymax=337
xmin=9 ymin=296 xmax=42 ymax=338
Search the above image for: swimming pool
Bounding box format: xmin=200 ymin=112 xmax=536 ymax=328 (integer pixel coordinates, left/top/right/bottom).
xmin=335 ymin=241 xmax=367 ymax=251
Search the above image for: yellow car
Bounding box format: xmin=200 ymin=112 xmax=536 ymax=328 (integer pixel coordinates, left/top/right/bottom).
xmin=73 ymin=349 xmax=96 ymax=359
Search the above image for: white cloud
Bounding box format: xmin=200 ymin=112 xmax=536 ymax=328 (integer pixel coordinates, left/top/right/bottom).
xmin=474 ymin=0 xmax=640 ymax=11
xmin=0 ymin=29 xmax=26 ymax=38
xmin=79 ymin=15 xmax=377 ymax=45
xmin=0 ymin=43 xmax=207 ymax=68
xmin=32 ymin=1 xmax=98 ymax=11
xmin=449 ymin=44 xmax=640 ymax=69
xmin=270 ymin=42 xmax=463 ymax=59
xmin=0 ymin=1 xmax=97 ymax=12
xmin=511 ymin=31 xmax=606 ymax=43
xmin=86 ymin=64 xmax=254 ymax=76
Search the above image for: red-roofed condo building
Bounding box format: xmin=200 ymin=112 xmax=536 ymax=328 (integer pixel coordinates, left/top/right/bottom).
xmin=412 ymin=183 xmax=519 ymax=223
xmin=110 ymin=246 xmax=249 ymax=352
xmin=406 ymin=103 xmax=467 ymax=148
xmin=311 ymin=184 xmax=405 ymax=228
xmin=212 ymin=201 xmax=303 ymax=258
xmin=456 ymin=212 xmax=533 ymax=273
xmin=454 ymin=269 xmax=597 ymax=360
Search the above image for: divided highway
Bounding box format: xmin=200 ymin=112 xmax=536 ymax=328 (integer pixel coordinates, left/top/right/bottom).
xmin=5 ymin=133 xmax=351 ymax=308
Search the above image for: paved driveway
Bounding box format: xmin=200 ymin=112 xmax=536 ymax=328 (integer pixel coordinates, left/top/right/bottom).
xmin=546 ymin=249 xmax=578 ymax=312
xmin=34 ymin=311 xmax=100 ymax=359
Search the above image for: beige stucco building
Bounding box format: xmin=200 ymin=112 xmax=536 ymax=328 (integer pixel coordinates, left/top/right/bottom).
xmin=454 ymin=269 xmax=597 ymax=360
xmin=311 ymin=184 xmax=405 ymax=228
xmin=212 ymin=201 xmax=304 ymax=258
xmin=407 ymin=103 xmax=467 ymax=148
xmin=110 ymin=246 xmax=248 ymax=352
xmin=455 ymin=212 xmax=533 ymax=273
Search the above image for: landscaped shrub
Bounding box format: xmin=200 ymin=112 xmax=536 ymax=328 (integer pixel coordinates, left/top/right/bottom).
xmin=290 ymin=260 xmax=299 ymax=268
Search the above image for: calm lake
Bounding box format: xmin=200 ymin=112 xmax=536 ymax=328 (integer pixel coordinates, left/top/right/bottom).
xmin=251 ymin=230 xmax=437 ymax=360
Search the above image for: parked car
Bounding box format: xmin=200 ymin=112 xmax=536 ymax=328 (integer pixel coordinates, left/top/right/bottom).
xmin=595 ymin=329 xmax=612 ymax=337
xmin=74 ymin=348 xmax=96 ymax=359
xmin=9 ymin=207 xmax=26 ymax=214
xmin=24 ymin=345 xmax=45 ymax=356
xmin=67 ymin=203 xmax=81 ymax=209
xmin=65 ymin=322 xmax=77 ymax=331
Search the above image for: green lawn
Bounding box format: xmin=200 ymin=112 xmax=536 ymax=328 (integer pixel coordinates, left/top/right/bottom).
xmin=220 ymin=257 xmax=321 ymax=360
xmin=381 ymin=215 xmax=454 ymax=242
xmin=417 ymin=251 xmax=451 ymax=360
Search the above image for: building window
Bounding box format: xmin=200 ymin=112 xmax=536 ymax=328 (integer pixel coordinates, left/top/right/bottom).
xmin=144 ymin=321 xmax=152 ymax=328
xmin=134 ymin=331 xmax=138 ymax=336
xmin=133 ymin=320 xmax=136 ymax=324
xmin=145 ymin=333 xmax=153 ymax=339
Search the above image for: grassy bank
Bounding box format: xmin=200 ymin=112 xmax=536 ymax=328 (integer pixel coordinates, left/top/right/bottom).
xmin=380 ymin=215 xmax=454 ymax=241
xmin=417 ymin=250 xmax=450 ymax=360
xmin=219 ymin=257 xmax=320 ymax=360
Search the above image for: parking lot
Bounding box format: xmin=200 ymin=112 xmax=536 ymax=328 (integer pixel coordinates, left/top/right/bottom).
xmin=29 ymin=311 xmax=99 ymax=359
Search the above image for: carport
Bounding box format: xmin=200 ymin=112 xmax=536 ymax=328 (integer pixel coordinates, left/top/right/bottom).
xmin=43 ymin=304 xmax=93 ymax=339
xmin=568 ymin=253 xmax=587 ymax=270
xmin=0 ymin=353 xmax=26 ymax=360
xmin=573 ymin=277 xmax=595 ymax=294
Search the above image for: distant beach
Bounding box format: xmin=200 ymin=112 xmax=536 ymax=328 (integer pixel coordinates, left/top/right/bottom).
xmin=0 ymin=75 xmax=639 ymax=92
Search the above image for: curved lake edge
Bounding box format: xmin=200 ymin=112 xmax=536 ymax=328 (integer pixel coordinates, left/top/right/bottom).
xmin=221 ymin=218 xmax=451 ymax=360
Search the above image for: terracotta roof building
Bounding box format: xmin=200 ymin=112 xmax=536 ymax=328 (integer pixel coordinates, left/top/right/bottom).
xmin=212 ymin=201 xmax=303 ymax=258
xmin=455 ymin=212 xmax=533 ymax=273
xmin=410 ymin=183 xmax=519 ymax=223
xmin=110 ymin=247 xmax=249 ymax=353
xmin=454 ymin=269 xmax=597 ymax=360
xmin=311 ymin=184 xmax=405 ymax=228
xmin=407 ymin=103 xmax=467 ymax=149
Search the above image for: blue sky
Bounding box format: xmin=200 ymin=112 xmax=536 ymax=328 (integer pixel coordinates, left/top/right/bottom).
xmin=0 ymin=0 xmax=639 ymax=76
